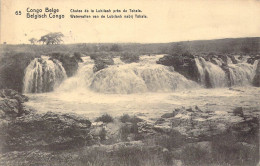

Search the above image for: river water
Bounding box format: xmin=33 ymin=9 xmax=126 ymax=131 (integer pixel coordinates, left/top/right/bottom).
xmin=24 ymin=55 xmax=260 ymax=120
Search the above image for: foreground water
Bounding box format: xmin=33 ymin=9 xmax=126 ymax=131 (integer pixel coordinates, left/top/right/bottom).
xmin=24 ymin=86 xmax=260 ymax=121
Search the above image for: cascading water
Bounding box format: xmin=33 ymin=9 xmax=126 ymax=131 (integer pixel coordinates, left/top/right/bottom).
xmin=24 ymin=54 xmax=259 ymax=94
xmin=195 ymin=56 xmax=258 ymax=87
xmin=57 ymin=56 xmax=95 ymax=92
xmin=228 ymin=63 xmax=256 ymax=86
xmin=58 ymin=55 xmax=199 ymax=94
xmin=23 ymin=54 xmax=260 ymax=120
xmin=195 ymin=57 xmax=228 ymax=88
xmin=23 ymin=56 xmax=67 ymax=93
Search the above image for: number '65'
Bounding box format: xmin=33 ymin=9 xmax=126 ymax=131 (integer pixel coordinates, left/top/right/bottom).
xmin=15 ymin=11 xmax=21 ymax=15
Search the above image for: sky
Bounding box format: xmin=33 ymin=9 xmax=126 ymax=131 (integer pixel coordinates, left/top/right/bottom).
xmin=1 ymin=0 xmax=260 ymax=44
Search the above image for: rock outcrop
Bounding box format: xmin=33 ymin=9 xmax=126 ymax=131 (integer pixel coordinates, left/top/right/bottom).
xmin=0 ymin=89 xmax=29 ymax=120
xmin=253 ymin=60 xmax=260 ymax=86
xmin=2 ymin=111 xmax=93 ymax=151
xmin=156 ymin=54 xmax=200 ymax=82
xmin=150 ymin=106 xmax=259 ymax=142
xmin=93 ymin=56 xmax=114 ymax=73
xmin=49 ymin=52 xmax=83 ymax=77
xmin=0 ymin=53 xmax=40 ymax=92
xmin=0 ymin=89 xmax=93 ymax=152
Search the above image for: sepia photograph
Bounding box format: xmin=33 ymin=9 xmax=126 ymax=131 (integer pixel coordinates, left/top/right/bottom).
xmin=0 ymin=0 xmax=259 ymax=165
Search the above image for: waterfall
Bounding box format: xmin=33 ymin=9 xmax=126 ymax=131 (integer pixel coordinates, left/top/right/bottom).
xmin=57 ymin=56 xmax=94 ymax=92
xmin=26 ymin=54 xmax=258 ymax=94
xmin=57 ymin=55 xmax=198 ymax=94
xmin=195 ymin=57 xmax=228 ymax=88
xmin=195 ymin=56 xmax=257 ymax=87
xmin=23 ymin=57 xmax=67 ymax=93
xmin=90 ymin=64 xmax=198 ymax=93
xmin=228 ymin=61 xmax=257 ymax=86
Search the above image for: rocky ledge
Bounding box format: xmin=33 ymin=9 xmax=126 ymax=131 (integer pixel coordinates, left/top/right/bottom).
xmin=0 ymin=89 xmax=94 ymax=152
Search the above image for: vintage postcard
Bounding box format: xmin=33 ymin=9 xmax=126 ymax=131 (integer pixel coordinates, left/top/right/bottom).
xmin=0 ymin=0 xmax=259 ymax=165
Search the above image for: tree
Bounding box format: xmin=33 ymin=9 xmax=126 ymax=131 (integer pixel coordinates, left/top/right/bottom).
xmin=110 ymin=44 xmax=121 ymax=52
xmin=170 ymin=42 xmax=188 ymax=56
xmin=28 ymin=38 xmax=37 ymax=45
xmin=38 ymin=32 xmax=64 ymax=45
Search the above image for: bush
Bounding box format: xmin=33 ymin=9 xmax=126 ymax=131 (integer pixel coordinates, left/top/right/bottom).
xmin=119 ymin=123 xmax=140 ymax=141
xmin=180 ymin=145 xmax=211 ymax=166
xmin=119 ymin=114 xmax=143 ymax=123
xmin=99 ymin=128 xmax=107 ymax=141
xmin=95 ymin=114 xmax=114 ymax=123
xmin=120 ymin=52 xmax=140 ymax=63
xmin=113 ymin=146 xmax=166 ymax=166
xmin=155 ymin=130 xmax=186 ymax=150
xmin=211 ymin=131 xmax=259 ymax=166
xmin=78 ymin=148 xmax=109 ymax=166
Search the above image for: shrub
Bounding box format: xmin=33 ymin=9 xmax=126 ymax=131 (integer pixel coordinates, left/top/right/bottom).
xmin=119 ymin=122 xmax=140 ymax=141
xmin=78 ymin=148 xmax=109 ymax=166
xmin=119 ymin=125 xmax=131 ymax=141
xmin=99 ymin=128 xmax=107 ymax=141
xmin=113 ymin=146 xmax=166 ymax=166
xmin=155 ymin=130 xmax=186 ymax=150
xmin=211 ymin=131 xmax=259 ymax=166
xmin=119 ymin=114 xmax=143 ymax=123
xmin=95 ymin=114 xmax=114 ymax=123
xmin=120 ymin=52 xmax=140 ymax=63
xmin=180 ymin=145 xmax=211 ymax=166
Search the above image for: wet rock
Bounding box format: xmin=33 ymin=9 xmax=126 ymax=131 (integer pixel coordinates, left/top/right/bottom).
xmin=156 ymin=54 xmax=200 ymax=82
xmin=49 ymin=52 xmax=83 ymax=77
xmin=247 ymin=55 xmax=260 ymax=64
xmin=253 ymin=60 xmax=260 ymax=87
xmin=93 ymin=56 xmax=114 ymax=72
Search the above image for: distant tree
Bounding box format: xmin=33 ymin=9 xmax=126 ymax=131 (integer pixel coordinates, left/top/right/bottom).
xmin=170 ymin=43 xmax=188 ymax=55
xmin=28 ymin=38 xmax=37 ymax=45
xmin=38 ymin=32 xmax=64 ymax=45
xmin=110 ymin=44 xmax=121 ymax=52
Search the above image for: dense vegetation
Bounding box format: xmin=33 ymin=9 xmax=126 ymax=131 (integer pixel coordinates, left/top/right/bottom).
xmin=1 ymin=37 xmax=260 ymax=55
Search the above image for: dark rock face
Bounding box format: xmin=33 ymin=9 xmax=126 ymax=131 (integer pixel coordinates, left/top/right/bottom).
xmin=247 ymin=55 xmax=260 ymax=64
xmin=156 ymin=54 xmax=200 ymax=82
xmin=0 ymin=89 xmax=29 ymax=119
xmin=253 ymin=60 xmax=260 ymax=87
xmin=93 ymin=57 xmax=114 ymax=73
xmin=0 ymin=89 xmax=93 ymax=152
xmin=49 ymin=53 xmax=83 ymax=77
xmin=0 ymin=53 xmax=40 ymax=92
